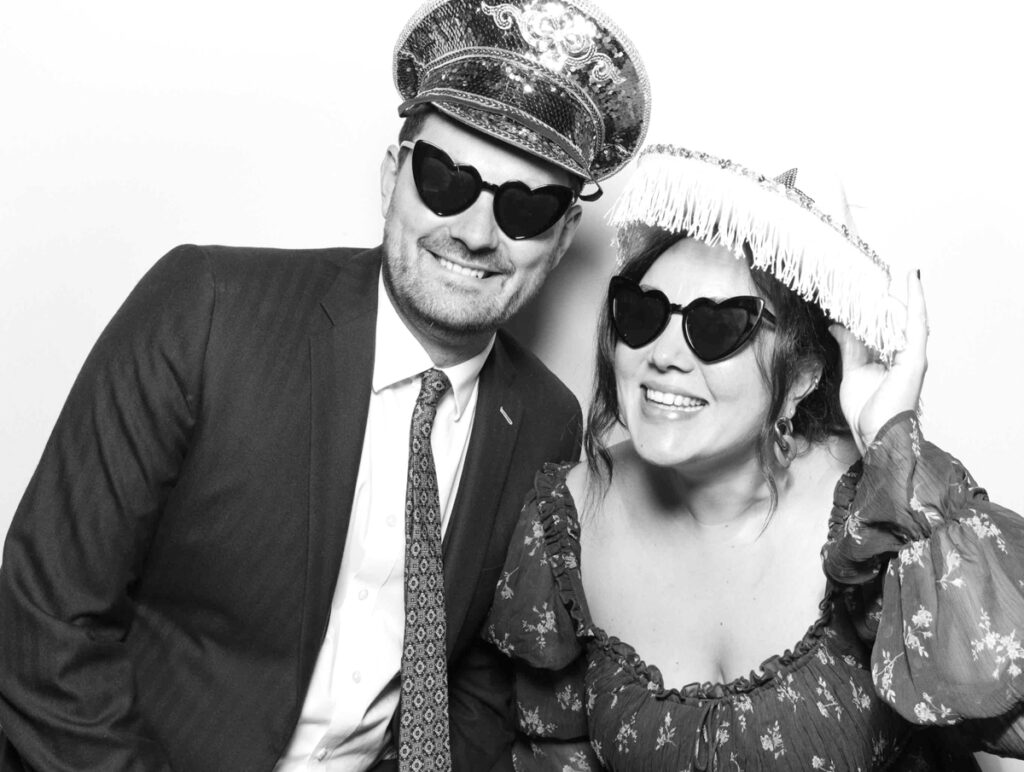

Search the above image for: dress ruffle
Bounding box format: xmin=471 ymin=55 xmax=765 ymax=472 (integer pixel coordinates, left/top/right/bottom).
xmin=485 ymin=463 xmax=588 ymax=671
xmin=589 ymin=590 xmax=836 ymax=701
xmin=485 ymin=463 xmax=596 ymax=752
xmin=534 ymin=463 xmax=595 ymax=642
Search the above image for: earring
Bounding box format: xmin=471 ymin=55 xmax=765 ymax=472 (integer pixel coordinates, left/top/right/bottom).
xmin=774 ymin=416 xmax=795 ymax=465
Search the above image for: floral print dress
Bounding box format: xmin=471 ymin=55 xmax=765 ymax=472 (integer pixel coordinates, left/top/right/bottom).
xmin=484 ymin=412 xmax=1024 ymax=770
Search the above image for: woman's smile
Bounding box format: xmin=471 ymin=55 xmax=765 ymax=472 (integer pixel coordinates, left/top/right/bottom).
xmin=642 ymin=385 xmax=707 ymax=412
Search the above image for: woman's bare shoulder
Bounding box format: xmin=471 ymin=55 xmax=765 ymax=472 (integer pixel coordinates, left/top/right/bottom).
xmin=566 ymin=441 xmax=639 ymax=523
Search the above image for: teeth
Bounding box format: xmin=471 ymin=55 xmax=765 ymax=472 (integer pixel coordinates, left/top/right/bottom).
xmin=644 ymin=387 xmax=706 ymax=409
xmin=438 ymin=256 xmax=486 ymax=279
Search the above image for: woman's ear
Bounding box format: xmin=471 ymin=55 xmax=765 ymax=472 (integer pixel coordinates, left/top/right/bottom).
xmin=784 ymin=362 xmax=823 ymax=417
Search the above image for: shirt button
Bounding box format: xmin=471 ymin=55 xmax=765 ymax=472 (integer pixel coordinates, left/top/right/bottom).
xmin=352 ymin=671 xmax=362 ymax=683
xmin=386 ymin=515 xmax=397 ymax=527
xmin=358 ymin=588 xmax=368 ymax=601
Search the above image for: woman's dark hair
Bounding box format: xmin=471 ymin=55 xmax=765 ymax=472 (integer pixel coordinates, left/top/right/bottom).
xmin=584 ymin=231 xmax=849 ymax=509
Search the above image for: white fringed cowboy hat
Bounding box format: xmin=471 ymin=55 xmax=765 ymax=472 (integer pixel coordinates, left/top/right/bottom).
xmin=607 ymin=144 xmax=904 ymax=357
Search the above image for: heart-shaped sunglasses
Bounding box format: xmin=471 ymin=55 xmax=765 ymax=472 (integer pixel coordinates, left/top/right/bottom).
xmin=609 ymin=276 xmax=777 ymax=363
xmin=401 ymin=140 xmax=577 ymax=240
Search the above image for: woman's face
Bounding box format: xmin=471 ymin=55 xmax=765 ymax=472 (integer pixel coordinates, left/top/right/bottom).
xmin=614 ymin=238 xmax=774 ymax=475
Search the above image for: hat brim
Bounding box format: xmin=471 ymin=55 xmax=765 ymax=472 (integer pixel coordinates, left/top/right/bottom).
xmin=399 ymin=94 xmax=591 ymax=182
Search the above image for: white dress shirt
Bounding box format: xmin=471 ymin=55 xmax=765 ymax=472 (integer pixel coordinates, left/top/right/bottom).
xmin=275 ymin=275 xmax=494 ymax=770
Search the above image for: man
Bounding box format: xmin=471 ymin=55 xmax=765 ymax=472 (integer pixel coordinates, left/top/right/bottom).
xmin=0 ymin=0 xmax=648 ymax=769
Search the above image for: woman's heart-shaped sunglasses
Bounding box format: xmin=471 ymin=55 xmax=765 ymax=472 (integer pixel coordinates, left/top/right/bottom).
xmin=401 ymin=140 xmax=577 ymax=240
xmin=609 ymin=276 xmax=777 ymax=363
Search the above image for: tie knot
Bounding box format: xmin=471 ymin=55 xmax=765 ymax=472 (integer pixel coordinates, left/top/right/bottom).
xmin=417 ymin=368 xmax=450 ymax=411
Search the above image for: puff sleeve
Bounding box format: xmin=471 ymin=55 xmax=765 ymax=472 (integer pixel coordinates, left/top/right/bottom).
xmin=823 ymin=411 xmax=1024 ymax=749
xmin=485 ymin=464 xmax=602 ymax=770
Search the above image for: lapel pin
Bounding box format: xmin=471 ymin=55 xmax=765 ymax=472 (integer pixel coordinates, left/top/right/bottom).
xmin=499 ymin=406 xmax=513 ymax=426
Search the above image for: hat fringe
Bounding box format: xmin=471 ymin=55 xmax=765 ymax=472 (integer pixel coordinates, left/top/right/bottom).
xmin=607 ymin=149 xmax=905 ymax=358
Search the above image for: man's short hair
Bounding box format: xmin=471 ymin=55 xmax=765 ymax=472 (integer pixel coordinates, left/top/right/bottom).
xmin=398 ymin=105 xmax=434 ymax=145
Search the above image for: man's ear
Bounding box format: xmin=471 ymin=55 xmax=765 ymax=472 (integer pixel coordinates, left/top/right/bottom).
xmin=550 ymin=203 xmax=583 ymax=271
xmin=380 ymin=144 xmax=401 ymax=217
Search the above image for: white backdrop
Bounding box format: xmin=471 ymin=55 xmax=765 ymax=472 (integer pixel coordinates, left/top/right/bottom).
xmin=1 ymin=3 xmax=1022 ymax=767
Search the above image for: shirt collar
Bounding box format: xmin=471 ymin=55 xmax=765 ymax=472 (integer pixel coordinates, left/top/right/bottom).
xmin=373 ymin=274 xmax=494 ymax=419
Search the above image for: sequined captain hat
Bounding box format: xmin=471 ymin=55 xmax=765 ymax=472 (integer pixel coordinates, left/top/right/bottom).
xmin=607 ymin=145 xmax=905 ymax=358
xmin=394 ymin=0 xmax=651 ymax=194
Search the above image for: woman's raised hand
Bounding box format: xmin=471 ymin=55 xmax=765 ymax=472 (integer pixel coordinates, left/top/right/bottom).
xmin=830 ymin=271 xmax=929 ymax=455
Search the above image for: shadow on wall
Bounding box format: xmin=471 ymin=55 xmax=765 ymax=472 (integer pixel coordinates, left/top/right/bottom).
xmin=505 ymin=222 xmax=616 ymax=419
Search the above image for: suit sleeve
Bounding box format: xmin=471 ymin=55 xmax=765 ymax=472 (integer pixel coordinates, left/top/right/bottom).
xmin=0 ymin=245 xmax=215 ymax=771
xmin=446 ymin=391 xmax=583 ymax=771
xmin=446 ymin=638 xmax=516 ymax=772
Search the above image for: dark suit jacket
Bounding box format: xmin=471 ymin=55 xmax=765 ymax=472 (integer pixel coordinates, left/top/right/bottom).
xmin=0 ymin=245 xmax=582 ymax=771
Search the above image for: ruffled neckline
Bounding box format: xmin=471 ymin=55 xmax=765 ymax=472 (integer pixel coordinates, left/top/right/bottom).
xmin=592 ymin=593 xmax=834 ymax=701
xmin=534 ymin=460 xmax=863 ymax=701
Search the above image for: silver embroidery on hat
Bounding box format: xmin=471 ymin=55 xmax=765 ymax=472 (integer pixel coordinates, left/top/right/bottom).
xmin=481 ymin=1 xmax=625 ymax=84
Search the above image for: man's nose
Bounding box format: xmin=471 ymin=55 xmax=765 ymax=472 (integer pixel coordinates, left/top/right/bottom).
xmin=447 ymin=194 xmax=501 ymax=252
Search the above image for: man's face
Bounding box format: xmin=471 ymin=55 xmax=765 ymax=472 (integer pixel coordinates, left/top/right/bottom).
xmin=379 ymin=114 xmax=582 ymax=349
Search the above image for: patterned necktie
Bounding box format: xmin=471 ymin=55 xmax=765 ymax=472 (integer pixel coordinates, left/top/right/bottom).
xmin=399 ymin=368 xmax=453 ymax=772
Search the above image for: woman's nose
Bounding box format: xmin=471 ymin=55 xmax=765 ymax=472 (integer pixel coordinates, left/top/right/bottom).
xmin=647 ymin=315 xmax=697 ymax=372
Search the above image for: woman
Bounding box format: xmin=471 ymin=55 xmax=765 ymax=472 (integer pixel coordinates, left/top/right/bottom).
xmin=485 ymin=146 xmax=1024 ymax=770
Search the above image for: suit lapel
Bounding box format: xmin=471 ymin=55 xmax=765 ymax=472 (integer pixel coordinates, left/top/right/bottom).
xmin=299 ymin=247 xmax=381 ymax=689
xmin=442 ymin=339 xmax=521 ymax=656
